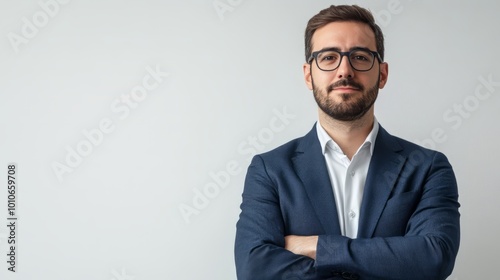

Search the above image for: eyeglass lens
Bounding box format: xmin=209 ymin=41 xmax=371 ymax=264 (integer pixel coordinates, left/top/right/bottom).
xmin=316 ymin=50 xmax=375 ymax=71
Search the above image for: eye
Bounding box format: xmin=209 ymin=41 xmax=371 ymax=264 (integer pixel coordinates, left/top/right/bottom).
xmin=322 ymin=55 xmax=334 ymax=61
xmin=350 ymin=51 xmax=372 ymax=62
xmin=318 ymin=51 xmax=339 ymax=63
xmin=356 ymin=56 xmax=368 ymax=61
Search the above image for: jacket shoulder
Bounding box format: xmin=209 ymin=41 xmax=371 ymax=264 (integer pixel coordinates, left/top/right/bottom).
xmin=376 ymin=127 xmax=452 ymax=167
xmin=257 ymin=125 xmax=317 ymax=162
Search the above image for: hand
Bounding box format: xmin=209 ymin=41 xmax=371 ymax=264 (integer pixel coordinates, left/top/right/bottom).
xmin=284 ymin=235 xmax=318 ymax=260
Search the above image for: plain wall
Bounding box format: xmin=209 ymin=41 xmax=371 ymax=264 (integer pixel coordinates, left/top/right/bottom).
xmin=0 ymin=0 xmax=499 ymax=279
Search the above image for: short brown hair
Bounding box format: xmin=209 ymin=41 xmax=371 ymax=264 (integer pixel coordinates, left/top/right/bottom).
xmin=304 ymin=5 xmax=385 ymax=62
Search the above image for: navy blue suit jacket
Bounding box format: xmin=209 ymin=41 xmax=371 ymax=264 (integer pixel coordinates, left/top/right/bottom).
xmin=235 ymin=124 xmax=460 ymax=280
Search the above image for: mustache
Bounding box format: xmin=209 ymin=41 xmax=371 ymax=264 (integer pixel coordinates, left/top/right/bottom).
xmin=327 ymin=79 xmax=364 ymax=93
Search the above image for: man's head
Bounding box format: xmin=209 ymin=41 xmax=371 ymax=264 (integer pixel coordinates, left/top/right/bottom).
xmin=304 ymin=5 xmax=385 ymax=63
xmin=303 ymin=5 xmax=388 ymax=122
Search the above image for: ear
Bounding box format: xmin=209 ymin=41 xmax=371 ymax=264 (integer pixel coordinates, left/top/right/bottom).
xmin=303 ymin=62 xmax=313 ymax=90
xmin=378 ymin=62 xmax=389 ymax=89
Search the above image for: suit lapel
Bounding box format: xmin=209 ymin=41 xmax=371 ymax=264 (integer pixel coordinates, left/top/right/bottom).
xmin=357 ymin=126 xmax=407 ymax=238
xmin=292 ymin=124 xmax=341 ymax=235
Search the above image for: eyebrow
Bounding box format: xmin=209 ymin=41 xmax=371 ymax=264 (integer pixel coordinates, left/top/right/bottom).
xmin=316 ymin=46 xmax=372 ymax=53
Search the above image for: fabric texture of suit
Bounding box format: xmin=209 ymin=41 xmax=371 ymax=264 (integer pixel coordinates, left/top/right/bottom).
xmin=234 ymin=123 xmax=460 ymax=280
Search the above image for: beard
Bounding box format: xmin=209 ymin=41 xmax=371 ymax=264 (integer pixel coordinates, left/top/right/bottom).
xmin=313 ymin=77 xmax=379 ymax=122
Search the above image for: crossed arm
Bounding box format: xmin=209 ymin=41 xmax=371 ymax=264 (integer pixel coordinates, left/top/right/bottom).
xmin=284 ymin=235 xmax=318 ymax=260
xmin=235 ymin=153 xmax=460 ymax=280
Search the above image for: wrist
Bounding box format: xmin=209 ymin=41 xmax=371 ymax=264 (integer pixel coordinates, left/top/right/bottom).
xmin=307 ymin=236 xmax=319 ymax=260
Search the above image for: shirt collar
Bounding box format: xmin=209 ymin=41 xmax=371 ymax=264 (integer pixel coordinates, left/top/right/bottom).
xmin=316 ymin=117 xmax=379 ymax=156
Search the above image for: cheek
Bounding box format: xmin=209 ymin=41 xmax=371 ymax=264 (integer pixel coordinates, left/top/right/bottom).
xmin=359 ymin=74 xmax=380 ymax=89
xmin=312 ymin=70 xmax=335 ymax=88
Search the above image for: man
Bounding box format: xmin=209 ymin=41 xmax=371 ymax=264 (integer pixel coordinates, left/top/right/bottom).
xmin=234 ymin=4 xmax=460 ymax=280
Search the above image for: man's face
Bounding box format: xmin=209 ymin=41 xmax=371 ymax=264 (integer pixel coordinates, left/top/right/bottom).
xmin=303 ymin=21 xmax=389 ymax=121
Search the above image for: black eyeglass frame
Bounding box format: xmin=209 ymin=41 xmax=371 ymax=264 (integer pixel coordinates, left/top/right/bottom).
xmin=307 ymin=47 xmax=383 ymax=72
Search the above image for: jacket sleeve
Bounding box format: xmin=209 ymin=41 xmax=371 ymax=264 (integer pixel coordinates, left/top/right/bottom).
xmin=315 ymin=152 xmax=460 ymax=280
xmin=235 ymin=155 xmax=323 ymax=280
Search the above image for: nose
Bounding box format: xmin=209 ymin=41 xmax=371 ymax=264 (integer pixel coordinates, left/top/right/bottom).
xmin=337 ymin=54 xmax=354 ymax=79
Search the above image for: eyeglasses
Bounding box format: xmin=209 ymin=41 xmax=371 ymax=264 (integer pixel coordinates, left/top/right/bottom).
xmin=308 ymin=48 xmax=382 ymax=72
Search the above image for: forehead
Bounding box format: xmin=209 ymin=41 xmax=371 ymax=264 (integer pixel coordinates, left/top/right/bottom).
xmin=311 ymin=21 xmax=376 ymax=51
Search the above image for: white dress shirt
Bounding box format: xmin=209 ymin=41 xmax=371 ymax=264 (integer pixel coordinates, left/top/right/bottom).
xmin=316 ymin=118 xmax=379 ymax=238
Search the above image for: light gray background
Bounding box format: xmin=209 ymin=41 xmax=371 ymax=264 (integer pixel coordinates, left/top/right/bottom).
xmin=0 ymin=0 xmax=498 ymax=279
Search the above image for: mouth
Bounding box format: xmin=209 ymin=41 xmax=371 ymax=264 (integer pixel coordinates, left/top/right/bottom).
xmin=332 ymin=87 xmax=360 ymax=92
xmin=327 ymin=79 xmax=364 ymax=94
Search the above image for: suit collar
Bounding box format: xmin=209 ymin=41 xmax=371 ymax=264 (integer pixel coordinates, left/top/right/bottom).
xmin=357 ymin=126 xmax=406 ymax=238
xmin=293 ymin=123 xmax=406 ymax=237
xmin=293 ymin=123 xmax=342 ymax=235
xmin=316 ymin=117 xmax=380 ymax=156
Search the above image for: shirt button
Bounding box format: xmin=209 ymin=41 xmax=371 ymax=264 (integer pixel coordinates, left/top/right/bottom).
xmin=349 ymin=210 xmax=356 ymax=218
xmin=350 ymin=171 xmax=355 ymax=176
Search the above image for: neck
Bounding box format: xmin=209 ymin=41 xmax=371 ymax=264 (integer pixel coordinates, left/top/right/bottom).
xmin=318 ymin=107 xmax=374 ymax=160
